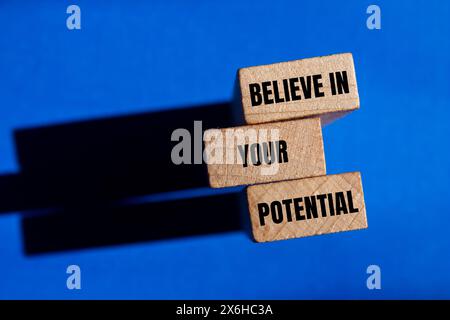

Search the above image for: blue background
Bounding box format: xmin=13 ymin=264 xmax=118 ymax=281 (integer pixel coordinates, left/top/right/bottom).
xmin=0 ymin=0 xmax=449 ymax=299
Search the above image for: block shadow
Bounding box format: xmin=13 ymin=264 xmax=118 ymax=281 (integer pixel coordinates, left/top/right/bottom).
xmin=0 ymin=102 xmax=249 ymax=254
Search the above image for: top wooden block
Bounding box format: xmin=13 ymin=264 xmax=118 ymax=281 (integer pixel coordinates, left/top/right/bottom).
xmin=237 ymin=53 xmax=359 ymax=125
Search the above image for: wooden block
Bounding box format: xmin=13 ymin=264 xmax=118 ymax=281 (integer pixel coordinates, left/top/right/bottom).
xmin=205 ymin=117 xmax=326 ymax=188
xmin=246 ymin=172 xmax=367 ymax=242
xmin=237 ymin=53 xmax=359 ymax=125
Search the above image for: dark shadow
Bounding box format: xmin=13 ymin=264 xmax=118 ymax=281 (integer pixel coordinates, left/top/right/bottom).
xmin=0 ymin=102 xmax=238 ymax=213
xmin=0 ymin=102 xmax=251 ymax=254
xmin=22 ymin=192 xmax=247 ymax=255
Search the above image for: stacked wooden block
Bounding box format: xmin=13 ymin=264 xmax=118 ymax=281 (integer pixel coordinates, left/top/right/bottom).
xmin=206 ymin=53 xmax=367 ymax=242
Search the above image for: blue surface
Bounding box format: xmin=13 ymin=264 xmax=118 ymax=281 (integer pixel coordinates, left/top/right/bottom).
xmin=1 ymin=0 xmax=449 ymax=299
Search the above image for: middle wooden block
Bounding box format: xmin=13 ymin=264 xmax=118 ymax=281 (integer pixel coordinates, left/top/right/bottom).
xmin=205 ymin=117 xmax=326 ymax=188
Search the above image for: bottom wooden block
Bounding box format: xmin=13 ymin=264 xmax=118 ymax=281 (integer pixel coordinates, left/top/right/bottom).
xmin=246 ymin=172 xmax=367 ymax=242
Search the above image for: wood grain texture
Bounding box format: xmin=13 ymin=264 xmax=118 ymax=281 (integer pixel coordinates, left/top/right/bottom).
xmin=238 ymin=53 xmax=359 ymax=125
xmin=205 ymin=118 xmax=326 ymax=188
xmin=247 ymin=172 xmax=367 ymax=242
